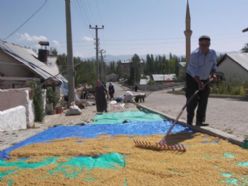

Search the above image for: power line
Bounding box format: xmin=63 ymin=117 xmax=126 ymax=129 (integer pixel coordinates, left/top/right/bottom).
xmin=4 ymin=0 xmax=48 ymax=40
xmin=84 ymin=0 xmax=95 ymax=23
xmin=89 ymin=25 xmax=104 ymax=79
xmin=94 ymin=0 xmax=103 ymax=24
xmin=74 ymin=0 xmax=95 ymax=42
xmin=75 ymin=0 xmax=90 ymax=25
xmin=93 ymin=0 xmax=105 ymax=43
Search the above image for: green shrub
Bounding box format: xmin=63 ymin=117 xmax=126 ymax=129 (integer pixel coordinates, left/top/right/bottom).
xmin=239 ymin=86 xmax=246 ymax=96
xmin=46 ymin=87 xmax=59 ymax=106
xmin=211 ymin=82 xmax=247 ymax=96
xmin=32 ymin=82 xmax=44 ymax=122
xmin=148 ymin=80 xmax=155 ymax=85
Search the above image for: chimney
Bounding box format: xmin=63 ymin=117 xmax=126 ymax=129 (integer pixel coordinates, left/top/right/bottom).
xmin=38 ymin=41 xmax=49 ymax=63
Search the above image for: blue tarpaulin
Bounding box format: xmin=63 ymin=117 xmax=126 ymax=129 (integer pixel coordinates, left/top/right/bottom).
xmin=0 ymin=120 xmax=192 ymax=159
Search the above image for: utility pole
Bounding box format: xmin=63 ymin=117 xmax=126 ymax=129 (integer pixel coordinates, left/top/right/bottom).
xmin=99 ymin=49 xmax=106 ymax=81
xmin=89 ymin=25 xmax=104 ymax=80
xmin=65 ymin=0 xmax=75 ymax=106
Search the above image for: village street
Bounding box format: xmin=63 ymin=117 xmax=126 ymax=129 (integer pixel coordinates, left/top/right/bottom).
xmin=112 ymin=82 xmax=248 ymax=140
xmin=1 ymin=82 xmax=247 ymax=151
xmin=144 ymin=89 xmax=248 ymax=140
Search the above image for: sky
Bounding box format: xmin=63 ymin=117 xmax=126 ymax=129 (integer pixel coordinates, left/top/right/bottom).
xmin=0 ymin=0 xmax=248 ymax=58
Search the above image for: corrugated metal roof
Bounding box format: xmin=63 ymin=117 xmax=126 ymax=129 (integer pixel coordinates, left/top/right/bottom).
xmin=179 ymin=62 xmax=186 ymax=67
xmin=121 ymin=59 xmax=145 ymax=64
xmin=152 ymin=74 xmax=176 ymax=81
xmin=226 ymin=53 xmax=248 ymax=71
xmin=0 ymin=40 xmax=67 ymax=82
xmin=139 ymin=79 xmax=148 ymax=85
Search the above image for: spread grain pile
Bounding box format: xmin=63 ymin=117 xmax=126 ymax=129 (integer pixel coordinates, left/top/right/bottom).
xmin=0 ymin=133 xmax=247 ymax=186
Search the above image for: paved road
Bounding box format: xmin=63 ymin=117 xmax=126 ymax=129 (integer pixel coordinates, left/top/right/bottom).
xmin=143 ymin=89 xmax=248 ymax=140
xmin=107 ymin=83 xmax=248 ymax=140
xmin=111 ymin=82 xmax=129 ymax=97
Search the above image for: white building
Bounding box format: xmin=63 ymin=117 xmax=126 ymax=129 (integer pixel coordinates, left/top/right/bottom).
xmin=152 ymin=74 xmax=177 ymax=82
xmin=0 ymin=40 xmax=68 ymax=95
xmin=218 ymin=53 xmax=248 ymax=82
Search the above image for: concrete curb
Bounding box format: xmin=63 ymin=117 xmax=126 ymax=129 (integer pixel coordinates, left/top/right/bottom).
xmin=137 ymin=104 xmax=244 ymax=147
xmin=168 ymin=92 xmax=247 ymax=100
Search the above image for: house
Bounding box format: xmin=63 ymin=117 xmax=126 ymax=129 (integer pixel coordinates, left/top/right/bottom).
xmin=106 ymin=73 xmax=119 ymax=82
xmin=118 ymin=60 xmax=131 ymax=77
xmin=0 ymin=40 xmax=68 ymax=95
xmin=152 ymin=74 xmax=177 ymax=82
xmin=217 ymin=53 xmax=248 ymax=82
xmin=118 ymin=59 xmax=145 ymax=77
xmin=139 ymin=76 xmax=150 ymax=85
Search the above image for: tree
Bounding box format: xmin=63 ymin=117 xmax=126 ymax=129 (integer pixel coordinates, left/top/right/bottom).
xmin=50 ymin=48 xmax=58 ymax=56
xmin=74 ymin=60 xmax=96 ymax=86
xmin=129 ymin=54 xmax=141 ymax=85
xmin=56 ymin=54 xmax=97 ymax=87
xmin=31 ymin=82 xmax=44 ymax=122
xmin=242 ymin=43 xmax=248 ymax=53
xmin=109 ymin=62 xmax=116 ymax=74
xmin=116 ymin=61 xmax=122 ymax=77
xmin=56 ymin=54 xmax=67 ymax=76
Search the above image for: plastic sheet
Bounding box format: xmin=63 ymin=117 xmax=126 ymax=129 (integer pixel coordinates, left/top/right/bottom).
xmin=1 ymin=134 xmax=247 ymax=185
xmin=0 ymin=153 xmax=124 ymax=180
xmin=224 ymin=152 xmax=235 ymax=159
xmin=0 ymin=157 xmax=57 ymax=169
xmin=93 ymin=111 xmax=164 ymax=124
xmin=0 ymin=120 xmax=192 ymax=159
xmin=50 ymin=153 xmax=125 ymax=179
xmin=238 ymin=162 xmax=248 ymax=167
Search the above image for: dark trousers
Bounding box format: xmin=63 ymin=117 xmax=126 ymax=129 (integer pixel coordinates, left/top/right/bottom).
xmin=186 ymin=74 xmax=210 ymax=125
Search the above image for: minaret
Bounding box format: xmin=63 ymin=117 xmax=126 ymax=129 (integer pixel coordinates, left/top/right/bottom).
xmin=184 ymin=0 xmax=192 ymax=63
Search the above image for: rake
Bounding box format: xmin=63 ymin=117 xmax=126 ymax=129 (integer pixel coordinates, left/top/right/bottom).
xmin=134 ymin=139 xmax=186 ymax=152
xmin=134 ymin=79 xmax=213 ymax=152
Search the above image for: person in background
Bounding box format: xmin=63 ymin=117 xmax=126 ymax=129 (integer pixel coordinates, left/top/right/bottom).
xmin=134 ymin=85 xmax=138 ymax=92
xmin=80 ymin=85 xmax=87 ymax=99
xmin=108 ymin=82 xmax=115 ymax=100
xmin=95 ymin=80 xmax=107 ymax=112
xmin=186 ymin=35 xmax=217 ymax=126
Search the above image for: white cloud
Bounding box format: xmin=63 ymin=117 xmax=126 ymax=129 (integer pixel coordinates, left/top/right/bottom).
xmin=19 ymin=33 xmax=48 ymax=43
xmin=51 ymin=40 xmax=60 ymax=47
xmin=18 ymin=33 xmax=61 ymax=50
xmin=82 ymin=36 xmax=94 ymax=42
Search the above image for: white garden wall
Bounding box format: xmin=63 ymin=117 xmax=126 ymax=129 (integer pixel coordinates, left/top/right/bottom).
xmin=0 ymin=106 xmax=26 ymax=131
xmin=0 ymin=88 xmax=34 ymax=128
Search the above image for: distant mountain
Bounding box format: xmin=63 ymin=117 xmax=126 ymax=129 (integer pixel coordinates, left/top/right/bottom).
xmin=83 ymin=53 xmax=191 ymax=63
xmin=104 ymin=55 xmax=146 ymax=63
xmin=83 ymin=54 xmax=146 ymax=63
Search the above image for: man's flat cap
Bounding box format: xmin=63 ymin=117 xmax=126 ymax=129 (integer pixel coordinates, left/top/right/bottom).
xmin=199 ymin=35 xmax=211 ymax=41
